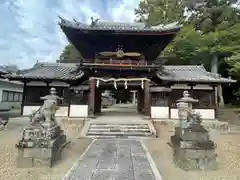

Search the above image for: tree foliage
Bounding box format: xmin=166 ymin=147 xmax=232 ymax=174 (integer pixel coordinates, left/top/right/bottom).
xmin=135 ymin=0 xmax=186 ymax=25
xmin=135 ymin=0 xmax=240 ymax=73
xmin=57 ymin=44 xmax=82 ymax=63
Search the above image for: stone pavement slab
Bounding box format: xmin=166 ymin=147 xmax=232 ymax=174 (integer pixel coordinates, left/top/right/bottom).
xmin=62 ymin=139 xmax=162 ymax=180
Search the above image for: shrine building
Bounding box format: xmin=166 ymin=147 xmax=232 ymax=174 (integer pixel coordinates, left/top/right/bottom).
xmin=5 ymin=18 xmax=235 ymax=120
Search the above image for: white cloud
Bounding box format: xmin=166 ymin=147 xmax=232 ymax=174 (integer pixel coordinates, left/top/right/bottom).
xmin=0 ymin=0 xmax=140 ymax=69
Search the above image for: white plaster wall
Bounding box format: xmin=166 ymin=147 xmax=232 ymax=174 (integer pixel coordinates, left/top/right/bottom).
xmin=0 ymin=80 xmax=23 ymax=112
xmin=0 ymin=80 xmax=23 ymax=99
xmin=151 ymin=106 xmax=169 ymax=119
xmin=23 ymin=106 xmax=69 ymax=117
xmin=23 ymin=106 xmax=41 ymax=116
xmin=170 ymin=108 xmax=215 ymax=120
xmin=69 ymin=105 xmax=88 ymax=117
xmin=56 ymin=106 xmax=68 ymax=116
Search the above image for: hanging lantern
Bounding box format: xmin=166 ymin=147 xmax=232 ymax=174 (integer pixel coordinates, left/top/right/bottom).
xmin=125 ymin=80 xmax=128 ymax=89
xmin=141 ymin=80 xmax=144 ymax=89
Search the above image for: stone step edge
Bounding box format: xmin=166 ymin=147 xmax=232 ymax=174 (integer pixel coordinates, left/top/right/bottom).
xmin=89 ymin=127 xmax=150 ymax=131
xmin=87 ymin=132 xmax=152 ymax=135
xmin=90 ymin=123 xmax=149 ymax=125
xmin=79 ymin=122 xmax=157 ymax=138
xmin=79 ymin=136 xmax=158 ymax=139
xmin=89 ymin=125 xmax=149 ymax=127
xmin=88 ymin=130 xmax=151 ymax=132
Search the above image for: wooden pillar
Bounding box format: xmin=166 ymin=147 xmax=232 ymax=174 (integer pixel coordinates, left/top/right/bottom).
xmin=144 ymin=80 xmax=150 ymax=116
xmin=137 ymin=90 xmax=140 ymax=113
xmin=212 ymin=85 xmax=218 ymax=119
xmin=166 ymin=83 xmax=173 ymax=119
xmin=167 ymin=91 xmax=171 ymax=119
xmin=67 ymin=89 xmax=71 ymax=117
xmin=138 ymin=90 xmax=144 ymax=114
xmin=88 ymin=79 xmax=95 ymax=116
xmin=21 ymin=81 xmax=27 ymax=116
xmin=45 ymin=81 xmax=50 ymax=91
xmin=95 ymin=88 xmax=101 ymax=114
xmin=60 ymin=87 xmax=64 ymax=97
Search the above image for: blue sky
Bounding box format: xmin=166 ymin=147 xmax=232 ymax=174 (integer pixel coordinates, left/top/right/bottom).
xmin=0 ymin=0 xmax=141 ymax=69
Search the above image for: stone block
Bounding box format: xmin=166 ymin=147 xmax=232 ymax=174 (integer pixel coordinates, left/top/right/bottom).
xmin=177 ymin=158 xmax=199 ymax=170
xmin=180 ymin=131 xmax=209 ymax=141
xmin=173 ymin=148 xmax=218 ymax=171
xmin=199 ymin=157 xmax=218 ymax=170
xmin=16 ymin=149 xmax=33 ymax=168
xmin=179 ymin=140 xmax=215 ymax=149
xmin=34 ymin=158 xmax=52 ymax=168
xmin=171 ymin=135 xmax=180 ymax=146
xmin=182 ymin=149 xmax=216 ymax=159
xmin=24 ymin=148 xmax=39 ymax=158
xmin=23 ymin=148 xmax=53 ymax=158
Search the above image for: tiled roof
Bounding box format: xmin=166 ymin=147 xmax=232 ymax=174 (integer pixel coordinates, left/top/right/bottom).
xmin=0 ymin=66 xmax=11 ymax=74
xmin=59 ymin=17 xmax=181 ymax=33
xmin=158 ymin=65 xmax=236 ymax=83
xmin=5 ymin=63 xmax=83 ymax=81
xmin=5 ymin=63 xmax=236 ymax=84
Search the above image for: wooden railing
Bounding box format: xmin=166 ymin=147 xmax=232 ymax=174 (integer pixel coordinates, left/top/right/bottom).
xmin=81 ymin=59 xmax=161 ymax=67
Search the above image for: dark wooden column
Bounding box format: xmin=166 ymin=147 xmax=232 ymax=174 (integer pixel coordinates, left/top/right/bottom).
xmin=67 ymin=89 xmax=72 ymax=117
xmin=144 ymin=80 xmax=150 ymax=116
xmin=212 ymin=85 xmax=218 ymax=119
xmin=138 ymin=89 xmax=144 ymax=114
xmin=21 ymin=81 xmax=27 ymax=116
xmin=95 ymin=88 xmax=101 ymax=114
xmin=88 ymin=79 xmax=96 ymax=117
xmin=137 ymin=90 xmax=140 ymax=113
xmin=45 ymin=81 xmax=50 ymax=92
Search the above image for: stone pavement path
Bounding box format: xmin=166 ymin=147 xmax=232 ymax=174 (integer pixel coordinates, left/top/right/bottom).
xmin=62 ymin=139 xmax=162 ymax=180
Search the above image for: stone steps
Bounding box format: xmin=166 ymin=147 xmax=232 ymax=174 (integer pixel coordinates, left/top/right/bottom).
xmin=88 ymin=128 xmax=150 ymax=132
xmin=85 ymin=123 xmax=154 ymax=138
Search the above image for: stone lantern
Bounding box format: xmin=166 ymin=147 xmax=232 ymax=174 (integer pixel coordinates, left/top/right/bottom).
xmin=176 ymin=91 xmax=198 ymax=129
xmin=171 ymin=90 xmax=218 ymax=171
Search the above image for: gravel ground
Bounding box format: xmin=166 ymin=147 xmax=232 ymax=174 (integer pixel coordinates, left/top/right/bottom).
xmin=0 ymin=118 xmax=92 ymax=180
xmin=143 ymin=122 xmax=240 ymax=180
xmin=1 ymin=118 xmax=240 ymax=180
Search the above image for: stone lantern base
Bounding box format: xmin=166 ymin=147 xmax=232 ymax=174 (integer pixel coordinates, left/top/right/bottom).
xmin=171 ymin=127 xmax=218 ymax=171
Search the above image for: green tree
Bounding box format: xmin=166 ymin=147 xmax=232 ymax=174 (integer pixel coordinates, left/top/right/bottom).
xmin=136 ymin=0 xmax=240 ymax=106
xmin=135 ymin=0 xmax=186 ymax=25
xmin=57 ymin=44 xmax=82 ymax=63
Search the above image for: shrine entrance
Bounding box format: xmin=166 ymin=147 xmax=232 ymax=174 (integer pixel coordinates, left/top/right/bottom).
xmin=88 ymin=77 xmax=151 ymax=118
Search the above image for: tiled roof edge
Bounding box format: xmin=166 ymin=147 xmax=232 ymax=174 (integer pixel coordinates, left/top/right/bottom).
xmin=58 ymin=17 xmax=181 ymax=32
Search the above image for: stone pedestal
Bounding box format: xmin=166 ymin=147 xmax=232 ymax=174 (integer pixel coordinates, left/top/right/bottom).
xmin=16 ymin=123 xmax=67 ymax=168
xmin=171 ymin=127 xmax=218 ymax=171
xmin=171 ymin=91 xmax=218 ymax=171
